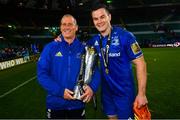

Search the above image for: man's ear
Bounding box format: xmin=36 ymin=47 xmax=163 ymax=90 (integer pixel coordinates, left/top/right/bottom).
xmin=76 ymin=25 xmax=78 ymax=32
xmin=109 ymin=14 xmax=111 ymax=22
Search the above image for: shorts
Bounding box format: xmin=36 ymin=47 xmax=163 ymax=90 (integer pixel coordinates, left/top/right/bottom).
xmin=46 ymin=108 xmax=85 ymax=119
xmin=102 ymin=89 xmax=134 ymax=119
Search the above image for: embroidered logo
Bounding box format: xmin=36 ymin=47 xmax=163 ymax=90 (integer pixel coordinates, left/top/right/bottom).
xmin=112 ymin=36 xmax=120 ymax=46
xmin=55 ymin=51 xmax=62 ymax=57
xmin=76 ymin=52 xmax=81 ymax=58
xmin=94 ymin=40 xmax=99 ymax=46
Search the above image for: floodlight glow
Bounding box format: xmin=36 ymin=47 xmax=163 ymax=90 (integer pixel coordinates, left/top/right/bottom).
xmin=44 ymin=27 xmax=49 ymax=29
xmin=106 ymin=0 xmax=112 ymax=4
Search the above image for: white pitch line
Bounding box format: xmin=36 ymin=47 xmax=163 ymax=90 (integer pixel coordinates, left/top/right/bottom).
xmin=0 ymin=76 xmax=37 ymax=98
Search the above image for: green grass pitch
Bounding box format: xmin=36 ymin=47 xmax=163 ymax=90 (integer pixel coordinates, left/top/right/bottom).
xmin=0 ymin=47 xmax=180 ymax=119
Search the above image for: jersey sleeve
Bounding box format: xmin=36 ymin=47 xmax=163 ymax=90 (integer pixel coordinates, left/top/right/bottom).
xmin=125 ymin=32 xmax=143 ymax=61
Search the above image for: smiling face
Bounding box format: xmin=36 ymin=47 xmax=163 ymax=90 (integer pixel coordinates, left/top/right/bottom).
xmin=60 ymin=15 xmax=78 ymax=43
xmin=92 ymin=8 xmax=111 ymax=36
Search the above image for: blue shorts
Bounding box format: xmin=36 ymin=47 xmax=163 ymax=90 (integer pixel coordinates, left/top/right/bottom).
xmin=102 ymin=88 xmax=134 ymax=119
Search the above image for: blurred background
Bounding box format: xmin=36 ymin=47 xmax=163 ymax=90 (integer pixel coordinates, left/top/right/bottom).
xmin=0 ymin=0 xmax=180 ymax=119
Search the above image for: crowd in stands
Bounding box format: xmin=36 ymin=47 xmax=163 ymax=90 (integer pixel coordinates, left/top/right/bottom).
xmin=138 ymin=37 xmax=180 ymax=48
xmin=0 ymin=36 xmax=41 ymax=62
xmin=0 ymin=34 xmax=179 ymax=62
xmin=0 ymin=47 xmax=31 ymax=62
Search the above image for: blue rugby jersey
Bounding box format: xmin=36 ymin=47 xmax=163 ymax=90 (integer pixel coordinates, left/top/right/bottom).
xmin=88 ymin=26 xmax=143 ymax=98
xmin=37 ymin=36 xmax=100 ymax=110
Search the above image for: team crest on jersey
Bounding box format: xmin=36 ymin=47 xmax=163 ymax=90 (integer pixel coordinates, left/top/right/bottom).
xmin=94 ymin=40 xmax=99 ymax=46
xmin=111 ymin=36 xmax=119 ymax=46
xmin=55 ymin=51 xmax=63 ymax=57
xmin=131 ymin=42 xmax=141 ymax=55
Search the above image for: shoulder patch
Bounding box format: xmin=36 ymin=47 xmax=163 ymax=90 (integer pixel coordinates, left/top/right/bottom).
xmin=131 ymin=42 xmax=141 ymax=55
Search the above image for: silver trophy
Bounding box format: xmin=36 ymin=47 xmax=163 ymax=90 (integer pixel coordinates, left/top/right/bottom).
xmin=73 ymin=46 xmax=97 ymax=100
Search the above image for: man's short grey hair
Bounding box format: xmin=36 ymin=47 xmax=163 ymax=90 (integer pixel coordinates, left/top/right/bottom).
xmin=61 ymin=14 xmax=77 ymax=25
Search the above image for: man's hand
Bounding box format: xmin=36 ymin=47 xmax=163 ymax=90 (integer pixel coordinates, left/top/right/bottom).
xmin=63 ymin=88 xmax=75 ymax=100
xmin=80 ymin=85 xmax=93 ymax=103
xmin=133 ymin=100 xmax=151 ymax=120
xmin=134 ymin=94 xmax=148 ymax=109
xmin=54 ymin=35 xmax=62 ymax=42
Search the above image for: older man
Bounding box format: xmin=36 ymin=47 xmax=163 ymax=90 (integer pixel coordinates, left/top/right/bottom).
xmin=37 ymin=14 xmax=100 ymax=119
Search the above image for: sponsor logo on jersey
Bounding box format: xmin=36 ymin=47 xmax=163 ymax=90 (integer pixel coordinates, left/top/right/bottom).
xmin=131 ymin=42 xmax=141 ymax=55
xmin=55 ymin=51 xmax=62 ymax=57
xmin=109 ymin=52 xmax=121 ymax=57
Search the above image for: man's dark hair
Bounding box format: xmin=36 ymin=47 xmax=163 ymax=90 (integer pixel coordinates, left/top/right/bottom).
xmin=91 ymin=2 xmax=110 ymax=14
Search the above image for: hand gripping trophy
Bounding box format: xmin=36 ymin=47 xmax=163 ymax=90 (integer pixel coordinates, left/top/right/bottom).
xmin=73 ymin=46 xmax=97 ymax=100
